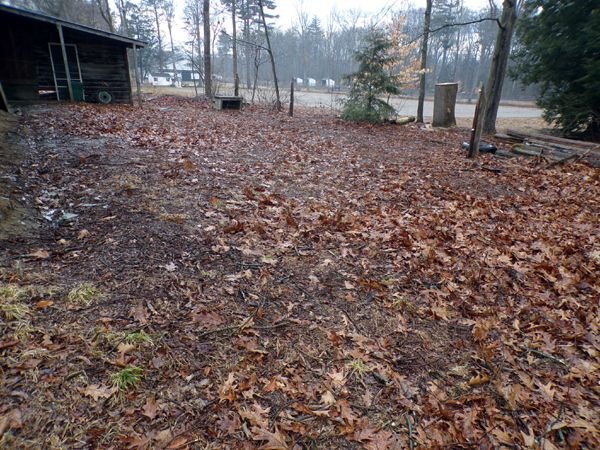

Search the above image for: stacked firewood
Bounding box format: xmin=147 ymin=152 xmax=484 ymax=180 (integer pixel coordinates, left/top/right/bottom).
xmin=495 ymin=129 xmax=600 ymax=168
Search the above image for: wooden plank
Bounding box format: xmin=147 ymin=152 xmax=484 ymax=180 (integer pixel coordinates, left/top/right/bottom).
xmin=506 ymin=129 xmax=598 ymax=150
xmin=57 ymin=24 xmax=74 ymax=101
xmin=494 ymin=133 xmax=522 ymax=144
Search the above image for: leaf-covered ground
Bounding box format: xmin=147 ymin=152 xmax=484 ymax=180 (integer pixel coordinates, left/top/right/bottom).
xmin=1 ymin=97 xmax=598 ymax=449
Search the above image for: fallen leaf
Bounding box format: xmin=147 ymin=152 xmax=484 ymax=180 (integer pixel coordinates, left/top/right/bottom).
xmin=468 ymin=374 xmax=490 ymax=386
xmin=131 ymin=304 xmax=149 ymax=324
xmin=321 ymin=390 xmax=336 ymax=406
xmin=0 ymin=409 xmax=23 ymax=437
xmin=116 ymin=342 xmax=136 ymax=365
xmin=34 ymin=300 xmax=54 ymax=309
xmin=328 ymin=368 xmax=346 ymax=388
xmin=252 ymin=426 xmax=291 ymax=450
xmin=431 ymin=306 xmax=449 ymax=321
xmin=164 ymin=262 xmax=177 ymax=272
xmin=142 ymin=396 xmax=158 ymax=419
xmin=82 ymin=384 xmax=117 ymax=401
xmin=261 ymin=255 xmax=277 ymax=265
xmin=167 ymin=436 xmax=190 ymax=449
xmin=29 ymin=249 xmax=50 ymax=259
xmin=154 ymin=429 xmax=173 ymax=447
xmin=219 ymin=372 xmax=237 ymax=403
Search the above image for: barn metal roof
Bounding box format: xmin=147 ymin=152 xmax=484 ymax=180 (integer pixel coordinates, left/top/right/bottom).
xmin=0 ymin=4 xmax=146 ymax=47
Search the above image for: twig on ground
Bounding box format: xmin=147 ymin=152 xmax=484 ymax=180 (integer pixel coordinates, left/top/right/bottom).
xmin=335 ymin=304 xmax=363 ymax=334
xmin=197 ymin=318 xmax=290 ymax=339
xmin=519 ymin=346 xmax=568 ymax=367
xmin=406 ymin=414 xmax=415 ymax=450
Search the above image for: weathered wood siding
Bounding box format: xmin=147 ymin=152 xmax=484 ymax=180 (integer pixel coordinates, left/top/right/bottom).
xmin=0 ymin=12 xmax=132 ymax=104
xmin=65 ymin=29 xmax=132 ymax=104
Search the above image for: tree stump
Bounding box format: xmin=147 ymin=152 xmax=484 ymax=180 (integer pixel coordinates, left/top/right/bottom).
xmin=432 ymin=82 xmax=458 ymax=127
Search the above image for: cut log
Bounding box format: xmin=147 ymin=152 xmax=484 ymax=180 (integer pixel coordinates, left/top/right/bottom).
xmin=432 ymin=82 xmax=458 ymax=127
xmin=391 ymin=116 xmax=416 ymax=125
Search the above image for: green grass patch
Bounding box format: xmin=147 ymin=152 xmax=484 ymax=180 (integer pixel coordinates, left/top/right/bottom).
xmin=0 ymin=284 xmax=30 ymax=321
xmin=111 ymin=366 xmax=143 ymax=391
xmin=348 ymin=358 xmax=370 ymax=379
xmin=123 ymin=330 xmax=153 ymax=345
xmin=68 ymin=283 xmax=102 ymax=306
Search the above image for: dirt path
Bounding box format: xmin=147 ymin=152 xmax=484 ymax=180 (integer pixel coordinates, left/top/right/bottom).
xmin=0 ymin=98 xmax=598 ymax=449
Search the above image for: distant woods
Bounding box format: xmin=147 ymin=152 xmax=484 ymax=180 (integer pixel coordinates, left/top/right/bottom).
xmin=3 ymin=0 xmax=537 ymax=103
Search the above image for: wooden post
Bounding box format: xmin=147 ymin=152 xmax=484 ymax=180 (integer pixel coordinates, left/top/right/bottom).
xmin=57 ymin=24 xmax=74 ymax=101
xmin=289 ymin=79 xmax=294 ymax=117
xmin=468 ymin=86 xmax=487 ymax=159
xmin=132 ymin=44 xmax=143 ymax=108
xmin=432 ymin=82 xmax=458 ymax=127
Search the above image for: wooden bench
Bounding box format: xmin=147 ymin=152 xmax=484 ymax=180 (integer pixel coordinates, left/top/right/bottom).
xmin=213 ymin=95 xmax=243 ymax=110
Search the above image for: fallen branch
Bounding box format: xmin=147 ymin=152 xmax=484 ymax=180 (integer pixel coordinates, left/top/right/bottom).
xmin=406 ymin=414 xmax=415 ymax=450
xmin=197 ymin=318 xmax=289 ymax=339
xmin=520 ymin=346 xmax=568 ymax=367
xmin=481 ymin=166 xmax=502 ymax=174
xmin=543 ymin=149 xmax=590 ymax=169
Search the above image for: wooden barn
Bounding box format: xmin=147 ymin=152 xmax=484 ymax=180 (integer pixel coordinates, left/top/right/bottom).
xmin=0 ymin=4 xmax=144 ymax=108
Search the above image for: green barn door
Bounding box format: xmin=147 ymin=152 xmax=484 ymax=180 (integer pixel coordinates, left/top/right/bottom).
xmin=49 ymin=43 xmax=83 ymax=101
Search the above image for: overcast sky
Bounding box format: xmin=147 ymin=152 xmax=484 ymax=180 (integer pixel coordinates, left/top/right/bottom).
xmin=168 ymin=0 xmax=493 ymax=46
xmin=272 ymin=0 xmax=492 ymax=28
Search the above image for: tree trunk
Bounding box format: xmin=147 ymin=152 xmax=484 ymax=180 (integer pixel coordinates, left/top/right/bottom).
xmin=152 ymin=4 xmax=164 ymax=70
xmin=416 ymin=0 xmax=432 ymax=123
xmin=289 ymin=79 xmax=294 ymax=117
xmin=167 ymin=18 xmax=176 ymax=79
xmin=432 ymin=82 xmax=458 ymax=127
xmin=482 ymin=0 xmax=518 ymax=134
xmin=242 ymin=0 xmax=251 ymax=89
xmin=258 ymin=0 xmax=280 ymax=110
xmin=117 ymin=0 xmax=129 ymax=35
xmin=231 ymin=0 xmax=239 ymax=96
xmin=203 ymin=0 xmax=212 ymax=98
xmin=468 ymin=41 xmax=485 ymax=103
xmin=95 ymin=0 xmax=114 ymax=32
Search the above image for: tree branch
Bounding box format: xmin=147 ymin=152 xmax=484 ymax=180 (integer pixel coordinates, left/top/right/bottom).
xmin=408 ymin=17 xmax=502 ymax=46
xmin=430 ymin=17 xmax=503 ymax=34
xmin=220 ymin=30 xmax=269 ymax=52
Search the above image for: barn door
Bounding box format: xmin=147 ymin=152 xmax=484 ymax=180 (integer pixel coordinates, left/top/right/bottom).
xmin=48 ymin=43 xmax=83 ymax=101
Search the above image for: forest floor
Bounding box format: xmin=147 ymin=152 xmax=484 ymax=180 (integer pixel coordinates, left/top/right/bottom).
xmin=142 ymin=86 xmax=544 ymax=123
xmin=0 ymin=97 xmax=598 ymax=449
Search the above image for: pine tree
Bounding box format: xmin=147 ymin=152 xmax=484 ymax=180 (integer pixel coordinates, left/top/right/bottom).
xmin=342 ymin=31 xmax=401 ymax=124
xmin=513 ymin=0 xmax=600 ymax=139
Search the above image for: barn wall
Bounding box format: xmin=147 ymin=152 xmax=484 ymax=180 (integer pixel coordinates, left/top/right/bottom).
xmin=0 ymin=13 xmax=133 ymax=104
xmin=65 ymin=29 xmax=132 ymax=104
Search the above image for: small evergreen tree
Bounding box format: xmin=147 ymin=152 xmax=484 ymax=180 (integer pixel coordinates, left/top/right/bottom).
xmin=342 ymin=30 xmax=401 ymax=124
xmin=513 ymin=0 xmax=600 ymax=139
